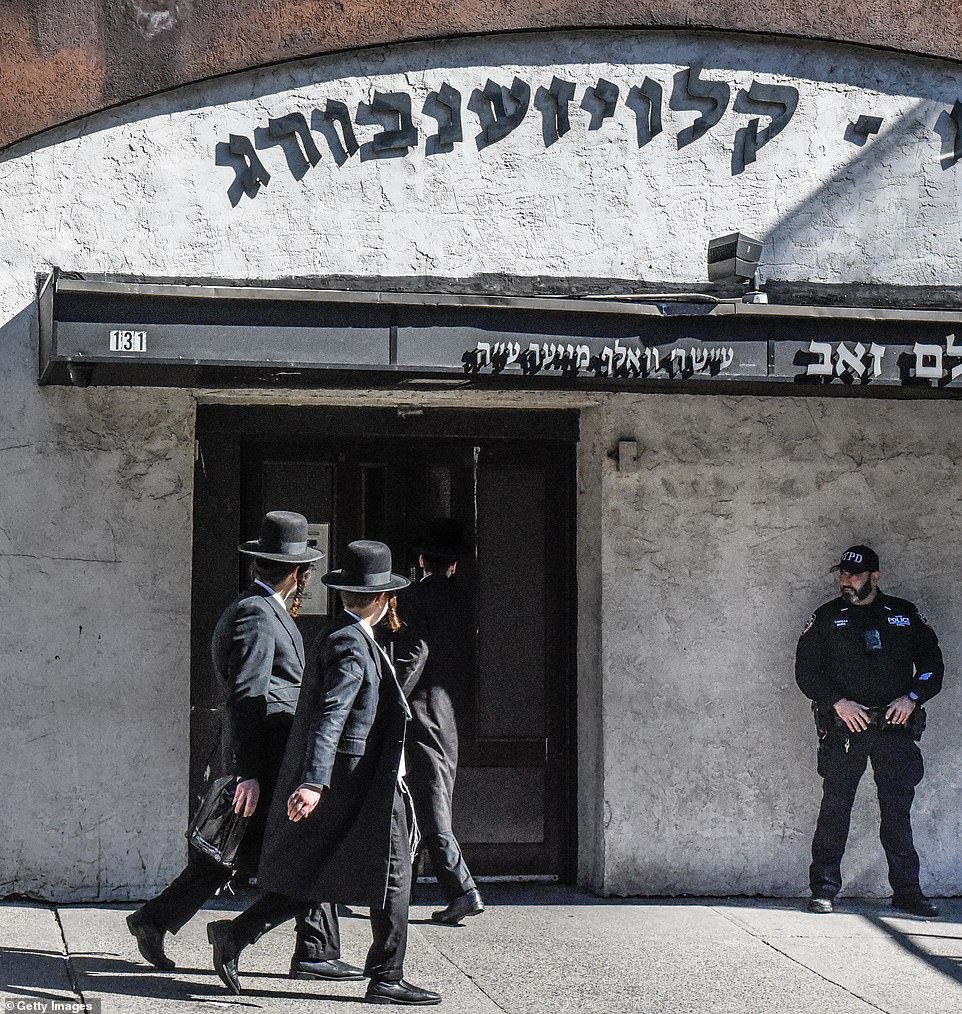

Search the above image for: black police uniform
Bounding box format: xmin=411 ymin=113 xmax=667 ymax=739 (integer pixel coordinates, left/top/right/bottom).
xmin=796 ymin=589 xmax=943 ymax=901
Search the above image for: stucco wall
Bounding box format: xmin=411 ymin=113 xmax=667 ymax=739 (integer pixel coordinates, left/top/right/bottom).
xmin=600 ymin=393 xmax=962 ymax=896
xmin=7 ymin=31 xmax=961 ymax=289
xmin=4 ymin=29 xmax=962 ymax=898
xmin=0 ymin=279 xmax=195 ymax=899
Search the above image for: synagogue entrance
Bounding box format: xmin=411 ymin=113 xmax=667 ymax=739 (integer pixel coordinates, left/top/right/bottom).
xmin=190 ymin=404 xmax=578 ymax=879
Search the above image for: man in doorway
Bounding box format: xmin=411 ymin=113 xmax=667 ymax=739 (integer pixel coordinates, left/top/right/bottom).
xmin=796 ymin=544 xmax=944 ymax=916
xmin=127 ymin=511 xmax=361 ymax=983
xmin=206 ymin=540 xmax=441 ymax=1006
xmin=395 ymin=519 xmax=483 ymax=925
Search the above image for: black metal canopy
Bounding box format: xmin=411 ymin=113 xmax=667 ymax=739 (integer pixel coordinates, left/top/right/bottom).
xmin=37 ymin=271 xmax=962 ymax=396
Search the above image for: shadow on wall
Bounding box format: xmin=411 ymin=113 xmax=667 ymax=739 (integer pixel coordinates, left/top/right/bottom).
xmin=758 ymin=95 xmax=941 ymax=285
xmin=0 ymin=301 xmax=41 ymax=412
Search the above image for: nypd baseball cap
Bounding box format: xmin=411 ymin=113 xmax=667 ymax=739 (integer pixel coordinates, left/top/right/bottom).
xmin=830 ymin=545 xmax=880 ymax=574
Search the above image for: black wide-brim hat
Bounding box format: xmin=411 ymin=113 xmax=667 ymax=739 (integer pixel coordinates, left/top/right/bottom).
xmin=322 ymin=539 xmax=410 ymax=593
xmin=239 ymin=510 xmax=326 ymax=564
xmin=414 ymin=518 xmax=473 ymax=558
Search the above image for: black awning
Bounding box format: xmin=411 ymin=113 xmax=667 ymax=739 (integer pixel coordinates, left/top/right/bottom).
xmin=37 ymin=271 xmax=962 ymax=395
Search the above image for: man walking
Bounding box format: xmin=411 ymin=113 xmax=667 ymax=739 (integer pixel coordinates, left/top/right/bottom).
xmin=206 ymin=540 xmax=441 ymax=1005
xmin=127 ymin=511 xmax=360 ymax=982
xmin=395 ymin=519 xmax=483 ymax=925
xmin=796 ymin=544 xmax=943 ymax=916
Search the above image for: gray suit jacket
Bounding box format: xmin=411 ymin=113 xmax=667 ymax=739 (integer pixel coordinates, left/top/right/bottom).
xmin=210 ymin=583 xmax=305 ymax=781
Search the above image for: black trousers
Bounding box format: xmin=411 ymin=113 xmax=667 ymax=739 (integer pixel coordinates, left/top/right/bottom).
xmin=140 ymin=849 xmax=339 ymax=960
xmin=810 ymin=727 xmax=924 ymax=898
xmin=232 ymin=787 xmax=412 ymax=983
xmin=407 ymin=737 xmax=475 ymax=904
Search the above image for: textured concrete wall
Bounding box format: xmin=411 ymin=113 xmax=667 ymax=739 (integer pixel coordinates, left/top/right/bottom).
xmin=600 ymin=393 xmax=962 ymax=896
xmin=0 ymin=276 xmax=195 ymax=900
xmin=4 ymin=1 xmax=962 ymax=150
xmin=5 ymin=32 xmax=959 ymax=288
xmin=4 ymin=29 xmax=962 ymax=898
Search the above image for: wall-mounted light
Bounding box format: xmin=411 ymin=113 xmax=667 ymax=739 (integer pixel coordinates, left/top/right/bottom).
xmin=67 ymin=363 xmax=94 ymax=387
xmin=707 ymin=232 xmax=762 ymax=284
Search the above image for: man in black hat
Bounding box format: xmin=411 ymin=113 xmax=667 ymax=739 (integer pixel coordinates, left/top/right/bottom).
xmin=796 ymin=544 xmax=944 ymax=917
xmin=394 ymin=519 xmax=483 ymax=925
xmin=206 ymin=540 xmax=441 ymax=1006
xmin=127 ymin=511 xmax=361 ymax=983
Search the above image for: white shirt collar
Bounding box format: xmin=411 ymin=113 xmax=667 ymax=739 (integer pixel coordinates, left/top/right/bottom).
xmin=254 ymin=579 xmax=289 ymax=612
xmin=344 ymin=608 xmax=373 ymax=636
xmin=345 ymin=610 xmax=395 ymax=670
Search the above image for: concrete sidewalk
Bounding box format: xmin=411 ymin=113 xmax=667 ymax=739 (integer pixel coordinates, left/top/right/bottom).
xmin=2 ymin=886 xmax=961 ymax=1013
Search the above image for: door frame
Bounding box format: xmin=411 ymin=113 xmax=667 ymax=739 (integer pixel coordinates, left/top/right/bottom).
xmin=191 ymin=403 xmax=581 ymax=882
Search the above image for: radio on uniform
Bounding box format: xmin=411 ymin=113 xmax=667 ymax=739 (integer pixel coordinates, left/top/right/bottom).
xmin=109 ymin=329 xmax=147 ymax=352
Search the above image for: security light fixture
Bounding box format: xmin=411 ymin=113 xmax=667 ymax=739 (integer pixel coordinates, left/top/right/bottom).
xmin=67 ymin=362 xmax=94 ymax=387
xmin=707 ymin=232 xmax=762 ymax=284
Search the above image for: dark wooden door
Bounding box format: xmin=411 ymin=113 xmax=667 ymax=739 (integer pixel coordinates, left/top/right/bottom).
xmin=191 ymin=410 xmax=576 ymax=879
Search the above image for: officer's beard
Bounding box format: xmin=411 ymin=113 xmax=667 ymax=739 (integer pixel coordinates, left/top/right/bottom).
xmin=841 ymin=577 xmax=875 ymax=603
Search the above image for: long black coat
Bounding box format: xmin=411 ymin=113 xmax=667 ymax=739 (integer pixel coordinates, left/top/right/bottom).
xmin=257 ymin=611 xmax=408 ymax=908
xmin=395 ymin=573 xmax=473 ymax=761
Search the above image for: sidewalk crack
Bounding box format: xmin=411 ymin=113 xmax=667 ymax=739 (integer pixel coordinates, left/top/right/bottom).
xmin=52 ymin=905 xmax=87 ymax=1005
xmin=709 ymin=907 xmax=893 ymax=1014
xmin=414 ymin=928 xmax=509 ymax=1012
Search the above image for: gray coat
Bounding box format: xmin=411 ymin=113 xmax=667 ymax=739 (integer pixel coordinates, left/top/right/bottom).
xmin=257 ymin=611 xmax=408 ymax=908
xmin=210 ymin=583 xmax=305 ymax=781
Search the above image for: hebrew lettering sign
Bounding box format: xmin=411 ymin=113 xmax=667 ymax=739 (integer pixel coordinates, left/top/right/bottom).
xmin=217 ymin=64 xmax=962 ymax=201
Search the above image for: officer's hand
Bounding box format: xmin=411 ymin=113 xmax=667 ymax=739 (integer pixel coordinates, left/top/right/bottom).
xmin=833 ymin=699 xmax=871 ymax=733
xmin=233 ymin=778 xmax=260 ymax=817
xmin=288 ymin=785 xmax=323 ymax=822
xmin=885 ymin=695 xmax=916 ymax=726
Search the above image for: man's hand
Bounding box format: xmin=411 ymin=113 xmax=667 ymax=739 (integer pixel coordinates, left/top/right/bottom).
xmin=885 ymin=695 xmax=917 ymax=726
xmin=233 ymin=778 xmax=260 ymax=817
xmin=833 ymin=699 xmax=871 ymax=733
xmin=288 ymin=785 xmax=323 ymax=822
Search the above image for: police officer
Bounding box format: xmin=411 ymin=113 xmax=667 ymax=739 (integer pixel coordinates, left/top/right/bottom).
xmin=796 ymin=544 xmax=943 ymax=916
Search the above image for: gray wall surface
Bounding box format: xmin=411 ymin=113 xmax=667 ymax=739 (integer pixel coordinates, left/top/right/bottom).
xmin=0 ymin=277 xmax=195 ymax=900
xmin=599 ymin=392 xmax=962 ymax=897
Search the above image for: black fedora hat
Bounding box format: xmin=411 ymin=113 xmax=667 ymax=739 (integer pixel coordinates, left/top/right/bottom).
xmin=239 ymin=511 xmax=326 ymax=564
xmin=322 ymin=540 xmax=410 ymax=593
xmin=414 ymin=518 xmax=473 ymax=558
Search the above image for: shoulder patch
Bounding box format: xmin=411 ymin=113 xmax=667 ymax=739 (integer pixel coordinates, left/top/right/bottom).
xmin=916 ymin=606 xmax=931 ymax=626
xmin=801 ymin=613 xmax=816 ymax=635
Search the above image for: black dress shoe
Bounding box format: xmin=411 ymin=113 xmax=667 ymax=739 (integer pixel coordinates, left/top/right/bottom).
xmin=431 ymin=888 xmax=484 ymax=925
xmin=290 ymin=957 xmax=365 ymax=981
xmin=366 ymin=978 xmax=442 ymax=1005
xmin=126 ymin=910 xmax=175 ymax=971
xmin=207 ymin=919 xmax=244 ymax=995
xmin=807 ymin=896 xmax=834 ymax=914
xmin=892 ymin=894 xmax=940 ymax=917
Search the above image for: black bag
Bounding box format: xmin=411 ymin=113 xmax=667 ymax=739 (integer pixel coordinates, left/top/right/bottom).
xmin=186 ymin=776 xmax=249 ymax=868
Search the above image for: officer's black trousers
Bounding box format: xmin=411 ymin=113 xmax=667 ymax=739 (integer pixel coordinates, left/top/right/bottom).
xmin=810 ymin=727 xmax=924 ymax=899
xmin=231 ymin=787 xmax=412 ymax=982
xmin=140 ymin=850 xmax=338 ymax=959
